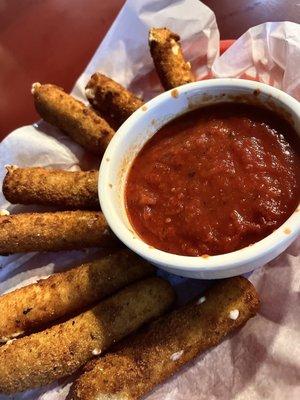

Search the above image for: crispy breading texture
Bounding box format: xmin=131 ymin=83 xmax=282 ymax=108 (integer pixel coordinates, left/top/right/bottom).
xmin=85 ymin=73 xmax=144 ymax=129
xmin=71 ymin=277 xmax=259 ymax=400
xmin=0 ymin=250 xmax=154 ymax=343
xmin=149 ymin=27 xmax=195 ymax=90
xmin=3 ymin=166 xmax=99 ymax=209
xmin=32 ymin=83 xmax=115 ymax=154
xmin=0 ymin=211 xmax=115 ymax=255
xmin=0 ymin=277 xmax=175 ymax=394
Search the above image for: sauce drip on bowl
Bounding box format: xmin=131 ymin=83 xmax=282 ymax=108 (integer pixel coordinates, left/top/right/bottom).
xmin=125 ymin=103 xmax=300 ymax=256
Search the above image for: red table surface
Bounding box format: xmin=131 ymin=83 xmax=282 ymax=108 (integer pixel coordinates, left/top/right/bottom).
xmin=0 ymin=0 xmax=299 ymax=140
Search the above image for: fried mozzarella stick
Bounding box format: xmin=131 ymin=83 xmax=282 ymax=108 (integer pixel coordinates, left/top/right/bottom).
xmin=71 ymin=277 xmax=259 ymax=400
xmin=0 ymin=250 xmax=154 ymax=343
xmin=0 ymin=211 xmax=115 ymax=255
xmin=85 ymin=73 xmax=144 ymax=129
xmin=0 ymin=277 xmax=174 ymax=394
xmin=149 ymin=27 xmax=195 ymax=90
xmin=3 ymin=166 xmax=99 ymax=209
xmin=32 ymin=83 xmax=115 ymax=154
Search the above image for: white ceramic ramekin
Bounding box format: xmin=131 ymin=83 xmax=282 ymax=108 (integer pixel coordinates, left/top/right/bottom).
xmin=99 ymin=78 xmax=300 ymax=279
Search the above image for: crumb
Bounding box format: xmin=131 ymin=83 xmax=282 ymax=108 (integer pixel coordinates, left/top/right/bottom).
xmin=92 ymin=348 xmax=101 ymax=356
xmin=197 ymin=296 xmax=206 ymax=305
xmin=170 ymin=350 xmax=184 ymax=361
xmin=201 ymin=254 xmax=210 ymax=259
xmin=171 ymin=89 xmax=179 ymax=98
xmin=229 ymin=309 xmax=239 ymax=320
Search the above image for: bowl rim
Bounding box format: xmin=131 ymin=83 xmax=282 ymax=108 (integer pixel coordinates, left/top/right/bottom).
xmin=99 ymin=78 xmax=300 ymax=273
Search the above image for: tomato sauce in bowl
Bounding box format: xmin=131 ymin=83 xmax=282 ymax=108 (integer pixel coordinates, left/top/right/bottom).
xmin=125 ymin=103 xmax=300 ymax=257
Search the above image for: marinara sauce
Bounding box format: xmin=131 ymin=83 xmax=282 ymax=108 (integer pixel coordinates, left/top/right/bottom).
xmin=125 ymin=103 xmax=300 ymax=256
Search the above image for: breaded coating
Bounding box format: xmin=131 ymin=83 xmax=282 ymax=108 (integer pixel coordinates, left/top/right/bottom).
xmin=85 ymin=73 xmax=144 ymax=129
xmin=71 ymin=277 xmax=259 ymax=400
xmin=3 ymin=166 xmax=99 ymax=209
xmin=0 ymin=211 xmax=115 ymax=255
xmin=149 ymin=27 xmax=195 ymax=90
xmin=32 ymin=83 xmax=115 ymax=154
xmin=0 ymin=250 xmax=154 ymax=343
xmin=0 ymin=277 xmax=175 ymax=394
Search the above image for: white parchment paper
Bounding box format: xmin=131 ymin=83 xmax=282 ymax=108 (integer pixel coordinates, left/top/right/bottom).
xmin=212 ymin=21 xmax=300 ymax=100
xmin=0 ymin=1 xmax=299 ymax=399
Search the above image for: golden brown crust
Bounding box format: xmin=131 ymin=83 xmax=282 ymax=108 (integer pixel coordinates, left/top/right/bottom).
xmin=71 ymin=277 xmax=259 ymax=400
xmin=32 ymin=83 xmax=115 ymax=154
xmin=149 ymin=27 xmax=195 ymax=90
xmin=0 ymin=250 xmax=154 ymax=342
xmin=0 ymin=211 xmax=116 ymax=255
xmin=85 ymin=74 xmax=144 ymax=129
xmin=3 ymin=166 xmax=99 ymax=209
xmin=0 ymin=277 xmax=175 ymax=394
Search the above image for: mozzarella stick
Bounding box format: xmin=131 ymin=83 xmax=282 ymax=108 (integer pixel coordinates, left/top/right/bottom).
xmin=71 ymin=277 xmax=259 ymax=400
xmin=32 ymin=83 xmax=115 ymax=154
xmin=149 ymin=27 xmax=195 ymax=90
xmin=85 ymin=73 xmax=144 ymax=129
xmin=3 ymin=166 xmax=99 ymax=209
xmin=0 ymin=277 xmax=175 ymax=394
xmin=0 ymin=211 xmax=115 ymax=255
xmin=0 ymin=250 xmax=154 ymax=343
